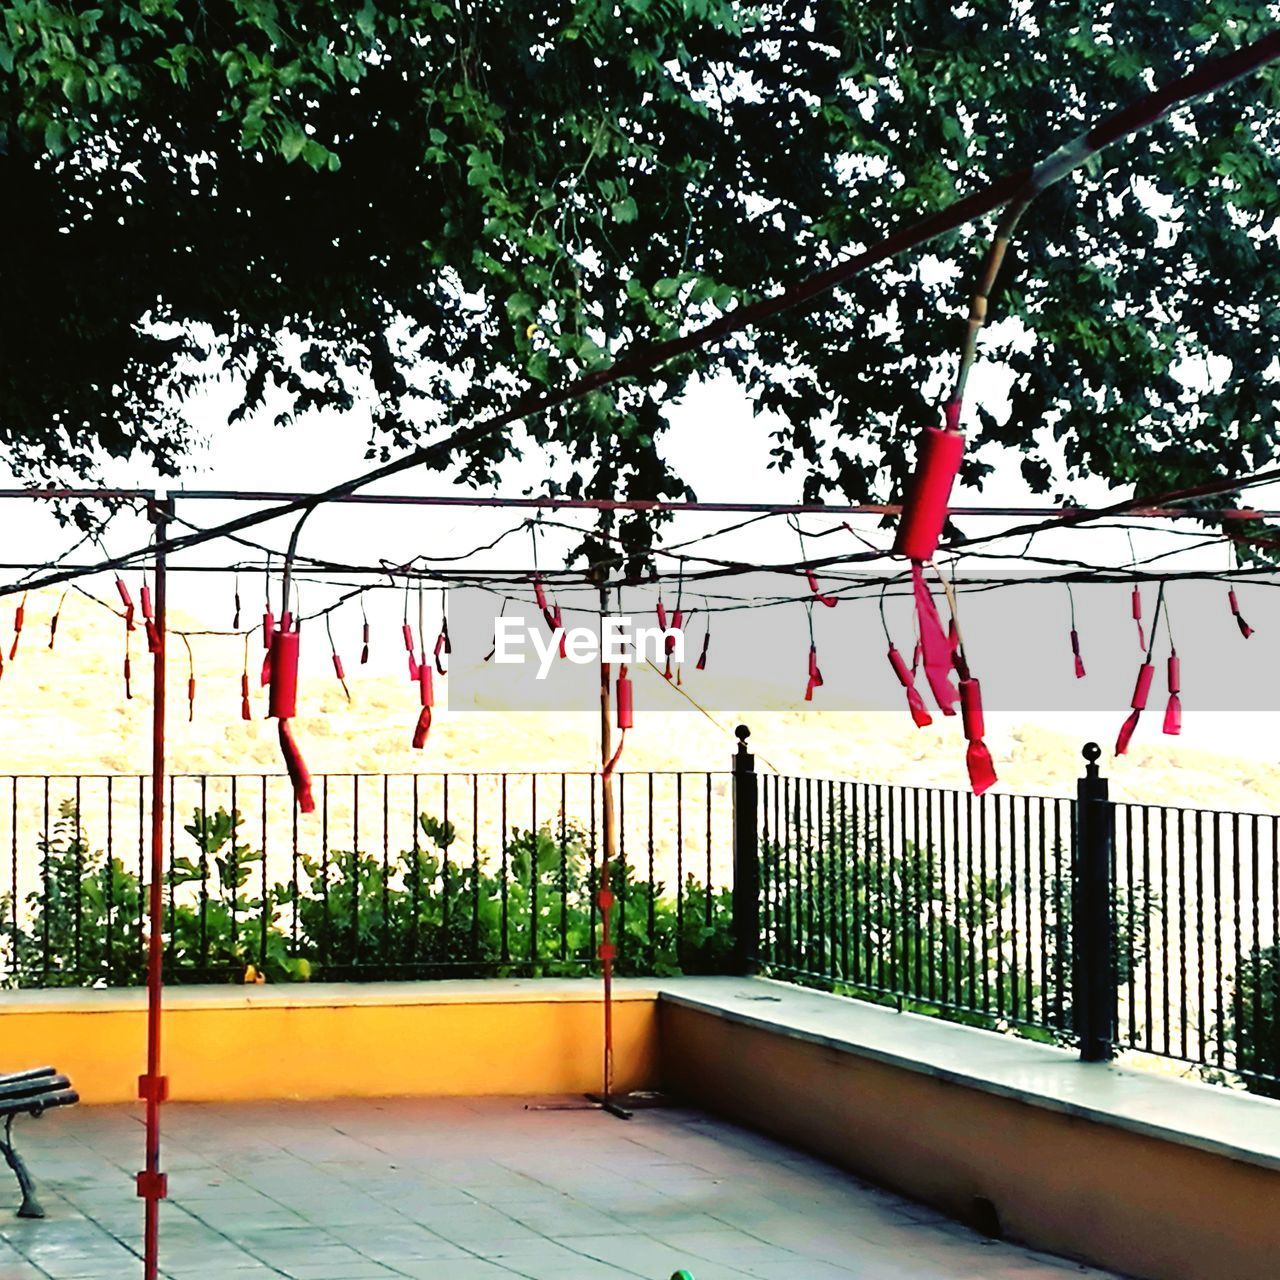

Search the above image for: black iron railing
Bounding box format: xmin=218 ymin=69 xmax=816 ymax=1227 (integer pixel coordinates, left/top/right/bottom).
xmin=739 ymin=735 xmax=1279 ymax=1097
xmin=0 ymin=771 xmax=733 ymax=986
xmin=3 ymin=741 xmax=1276 ymax=1099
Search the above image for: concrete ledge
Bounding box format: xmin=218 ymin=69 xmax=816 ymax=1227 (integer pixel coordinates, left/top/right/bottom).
xmin=0 ymin=979 xmax=659 ymax=1104
xmin=0 ymin=977 xmax=659 ymax=1014
xmin=657 ymin=976 xmax=1280 ymax=1280
xmin=654 ymin=975 xmax=1280 ymax=1174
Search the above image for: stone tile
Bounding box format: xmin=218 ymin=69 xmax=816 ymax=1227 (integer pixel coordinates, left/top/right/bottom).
xmin=4 ymin=1097 xmax=1122 ymax=1280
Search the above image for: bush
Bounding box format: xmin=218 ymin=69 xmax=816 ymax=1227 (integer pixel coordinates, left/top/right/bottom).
xmin=1 ymin=801 xmax=732 ymax=987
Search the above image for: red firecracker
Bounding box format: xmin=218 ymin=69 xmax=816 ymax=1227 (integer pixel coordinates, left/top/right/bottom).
xmin=262 ymin=609 xmax=274 ymax=649
xmin=893 ymin=415 xmax=965 ymax=561
xmin=240 ymin=671 xmax=252 ymax=722
xmin=1115 ymin=662 xmax=1155 ymax=755
xmin=1163 ymin=652 xmax=1182 ymax=736
xmin=141 ymin=582 xmax=160 ymax=654
xmin=887 ymin=645 xmax=933 ymax=729
xmin=9 ymin=594 xmax=25 ymax=662
xmin=1228 ymin=588 xmax=1254 ymax=639
xmin=412 ymin=659 xmax=434 ymax=749
xmin=604 ymin=666 xmax=632 ymax=777
xmin=696 ymin=625 xmax=710 ymax=671
xmin=805 ymin=569 xmax=838 ymax=608
xmin=116 ymin=577 xmax=136 ymax=631
xmin=403 ymin=622 xmax=418 ymax=680
xmin=268 ymin=618 xmax=313 ymax=812
xmin=1070 ymin=628 xmax=1086 ymax=679
xmin=959 ymin=675 xmax=996 ymax=795
xmin=1131 ymin=586 xmax=1146 ymax=651
xmin=804 ymin=644 xmax=824 ymax=702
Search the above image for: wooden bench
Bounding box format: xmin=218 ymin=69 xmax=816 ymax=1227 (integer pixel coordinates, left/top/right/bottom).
xmin=0 ymin=1067 xmax=79 ymax=1218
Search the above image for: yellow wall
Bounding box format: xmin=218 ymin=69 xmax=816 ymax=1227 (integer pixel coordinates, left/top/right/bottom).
xmin=660 ymin=1002 xmax=1280 ymax=1280
xmin=4 ymin=993 xmax=658 ymax=1104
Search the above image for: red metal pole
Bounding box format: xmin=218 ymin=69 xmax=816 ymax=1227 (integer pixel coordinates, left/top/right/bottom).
xmin=139 ymin=498 xmax=171 ymax=1279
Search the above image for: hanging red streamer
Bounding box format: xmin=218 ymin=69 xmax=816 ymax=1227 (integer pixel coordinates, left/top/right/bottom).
xmin=911 ymin=565 xmax=958 ymax=715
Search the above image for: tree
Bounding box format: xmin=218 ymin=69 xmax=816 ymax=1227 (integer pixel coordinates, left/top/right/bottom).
xmin=1 ymin=3 xmax=1278 ymax=560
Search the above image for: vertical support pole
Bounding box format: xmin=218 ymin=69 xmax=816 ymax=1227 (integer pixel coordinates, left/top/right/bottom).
xmin=138 ymin=497 xmax=172 ymax=1278
xmin=1074 ymin=741 xmax=1116 ymax=1062
xmin=589 ymin=573 xmax=629 ymax=1118
xmin=732 ymin=725 xmax=759 ymax=975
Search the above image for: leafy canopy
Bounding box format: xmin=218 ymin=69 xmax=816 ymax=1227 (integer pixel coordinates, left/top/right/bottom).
xmin=2 ymin=1 xmax=1278 ymax=555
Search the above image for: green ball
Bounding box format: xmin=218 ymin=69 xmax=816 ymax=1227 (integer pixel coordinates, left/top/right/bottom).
xmin=670 ymin=1272 xmax=695 ymax=1280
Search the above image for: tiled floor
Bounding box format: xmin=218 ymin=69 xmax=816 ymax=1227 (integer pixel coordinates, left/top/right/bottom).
xmin=0 ymin=1097 xmax=1120 ymax=1279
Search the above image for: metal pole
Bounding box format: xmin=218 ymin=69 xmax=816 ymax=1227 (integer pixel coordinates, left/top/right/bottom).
xmin=732 ymin=725 xmax=759 ymax=975
xmin=1074 ymin=742 xmax=1116 ymax=1062
xmin=139 ymin=497 xmax=172 ymax=1278
xmin=588 ymin=576 xmax=630 ymax=1119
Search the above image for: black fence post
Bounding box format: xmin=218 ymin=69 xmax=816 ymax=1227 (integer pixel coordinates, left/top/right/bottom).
xmin=732 ymin=724 xmax=760 ymax=975
xmin=1074 ymin=742 xmax=1117 ymax=1062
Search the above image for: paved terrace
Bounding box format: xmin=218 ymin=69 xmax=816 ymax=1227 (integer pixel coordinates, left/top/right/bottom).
xmin=0 ymin=1096 xmax=1116 ymax=1280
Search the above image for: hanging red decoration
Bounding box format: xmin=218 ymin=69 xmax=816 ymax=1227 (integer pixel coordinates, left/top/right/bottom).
xmin=402 ymin=622 xmax=418 ymax=680
xmin=115 ymin=576 xmax=136 ymax=631
xmin=804 ymin=570 xmax=838 ymax=608
xmin=533 ymin=572 xmax=549 ymax=613
xmin=958 ymin=673 xmax=996 ymax=795
xmin=603 ymin=665 xmax=631 ymax=777
xmin=1070 ymin=628 xmax=1086 ymax=679
xmin=1131 ymin=586 xmax=1146 ymax=651
xmin=887 ymin=645 xmax=933 ymax=729
xmin=656 ymin=597 xmax=668 ymax=632
xmin=412 ymin=659 xmax=434 ymax=749
xmin=1115 ymin=662 xmax=1154 ymax=755
xmin=9 ymin=593 xmax=25 ymax=662
xmin=696 ymin=623 xmax=710 ymax=671
xmin=804 ymin=643 xmax=824 ymax=702
xmin=1163 ymin=651 xmax=1182 ymax=736
xmin=233 ymin=576 xmax=242 ymax=631
xmin=124 ymin=652 xmax=132 ymax=700
xmin=262 ymin=608 xmax=274 ymax=650
xmin=1228 ymin=588 xmax=1254 ymax=639
xmin=434 ymin=615 xmax=451 ymax=676
xmin=892 ymin=419 xmax=965 ymax=561
xmin=141 ymin=581 xmax=160 ymax=655
xmin=552 ymin=603 xmax=566 ymax=658
xmin=268 ymin=617 xmax=314 ymax=812
xmin=278 ymin=721 xmax=315 ymax=814
xmin=360 ymin=597 xmax=370 ymax=665
xmin=911 ymin=565 xmax=958 ymax=715
xmin=48 ymin=592 xmax=65 ymax=650
xmin=240 ymin=671 xmax=251 ymax=722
